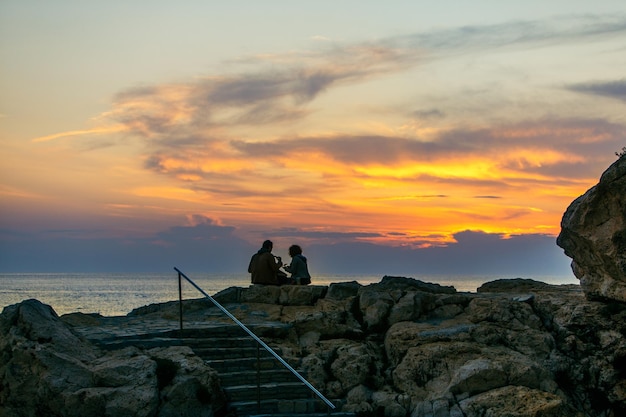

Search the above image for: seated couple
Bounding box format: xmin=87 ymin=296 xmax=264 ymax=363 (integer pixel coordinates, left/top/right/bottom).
xmin=248 ymin=240 xmax=311 ymax=286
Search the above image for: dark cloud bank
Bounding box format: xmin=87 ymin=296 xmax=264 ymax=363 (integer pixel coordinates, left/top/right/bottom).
xmin=568 ymin=78 xmax=626 ymax=102
xmin=0 ymin=222 xmax=573 ymax=279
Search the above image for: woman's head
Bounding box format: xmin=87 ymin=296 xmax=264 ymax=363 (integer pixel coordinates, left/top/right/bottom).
xmin=288 ymin=244 xmax=302 ymax=257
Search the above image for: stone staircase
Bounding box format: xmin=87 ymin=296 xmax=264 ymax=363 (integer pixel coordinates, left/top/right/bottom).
xmin=88 ymin=324 xmax=353 ymax=417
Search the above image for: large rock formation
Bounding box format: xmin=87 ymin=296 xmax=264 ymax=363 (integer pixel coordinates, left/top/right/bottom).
xmin=4 ymin=276 xmax=622 ymax=417
xmin=0 ymin=299 xmax=226 ymax=417
xmin=557 ymin=155 xmax=626 ymax=302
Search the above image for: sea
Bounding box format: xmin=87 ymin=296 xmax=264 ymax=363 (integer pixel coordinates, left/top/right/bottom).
xmin=0 ymin=272 xmax=578 ymax=317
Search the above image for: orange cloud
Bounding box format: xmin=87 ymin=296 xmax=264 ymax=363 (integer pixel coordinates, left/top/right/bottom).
xmin=16 ymin=22 xmax=623 ymax=251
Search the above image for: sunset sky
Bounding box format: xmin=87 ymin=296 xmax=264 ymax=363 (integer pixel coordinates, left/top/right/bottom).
xmin=1 ymin=1 xmax=625 ymax=277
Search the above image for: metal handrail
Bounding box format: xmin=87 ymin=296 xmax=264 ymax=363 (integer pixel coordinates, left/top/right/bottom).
xmin=174 ymin=267 xmax=336 ymax=411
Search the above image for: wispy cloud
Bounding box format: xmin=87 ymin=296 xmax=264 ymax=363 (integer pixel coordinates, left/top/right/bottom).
xmin=311 ymin=35 xmax=332 ymax=42
xmin=568 ymin=78 xmax=626 ymax=102
xmin=32 ymin=126 xmax=127 ymax=143
xmin=38 ymin=14 xmax=626 ymax=146
xmin=25 ymin=13 xmax=626 ymax=246
xmin=397 ymin=14 xmax=626 ymax=52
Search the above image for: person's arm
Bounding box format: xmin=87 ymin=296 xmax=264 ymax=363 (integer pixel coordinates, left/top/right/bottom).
xmin=290 ymin=256 xmax=304 ymax=278
xmin=269 ymin=255 xmax=282 ymax=272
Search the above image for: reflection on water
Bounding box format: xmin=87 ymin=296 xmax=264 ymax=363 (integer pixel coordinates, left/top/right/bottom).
xmin=0 ymin=272 xmax=577 ymax=317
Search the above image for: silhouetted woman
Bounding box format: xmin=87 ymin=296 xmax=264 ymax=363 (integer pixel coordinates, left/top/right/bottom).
xmin=284 ymin=244 xmax=311 ymax=285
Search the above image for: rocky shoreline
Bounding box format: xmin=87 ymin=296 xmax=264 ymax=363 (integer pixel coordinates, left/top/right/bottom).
xmin=1 ymin=276 xmax=625 ymax=416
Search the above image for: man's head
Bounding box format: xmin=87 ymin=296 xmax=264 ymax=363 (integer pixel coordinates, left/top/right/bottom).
xmin=262 ymin=240 xmax=273 ymax=250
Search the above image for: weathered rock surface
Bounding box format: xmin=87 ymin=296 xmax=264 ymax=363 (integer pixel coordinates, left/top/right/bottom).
xmin=213 ymin=278 xmax=625 ymax=416
xmin=3 ymin=274 xmax=626 ymax=417
xmin=0 ymin=299 xmax=226 ymax=417
xmin=557 ymin=155 xmax=626 ymax=302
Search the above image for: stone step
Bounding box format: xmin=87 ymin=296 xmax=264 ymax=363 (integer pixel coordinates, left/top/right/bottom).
xmin=192 ymin=345 xmax=276 ymax=360
xmin=205 ymin=356 xmax=294 ymax=373
xmin=95 ymin=337 xmax=186 ymax=350
xmin=95 ymin=336 xmax=279 ymax=359
xmin=228 ymin=398 xmax=349 ymax=417
xmin=92 ymin=326 xmax=245 ymax=341
xmin=247 ymin=414 xmax=355 ymax=417
xmin=82 ymin=326 xmax=343 ymax=415
xmin=216 ymin=369 xmax=298 ymax=386
xmin=224 ymin=381 xmax=313 ymax=402
xmin=182 ymin=336 xmax=258 ymax=348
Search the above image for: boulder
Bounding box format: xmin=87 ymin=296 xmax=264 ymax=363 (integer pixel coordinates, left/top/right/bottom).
xmin=384 ymin=320 xmax=475 ymax=366
xmin=0 ymin=300 xmax=102 ymax=416
xmin=358 ymin=287 xmax=396 ymax=331
xmin=370 ymin=388 xmax=409 ymax=417
xmin=458 ymin=385 xmax=572 ymax=417
xmin=557 ymin=155 xmax=626 ymax=302
xmin=278 ymin=284 xmax=327 ymax=305
xmin=149 ymin=346 xmax=226 ymax=417
xmin=326 ymin=281 xmax=362 ymax=300
xmin=285 ymin=297 xmax=363 ymax=341
xmin=379 ymin=275 xmax=456 ymax=294
xmin=0 ymin=299 xmax=225 ymax=417
xmin=477 ymin=277 xmax=554 ymax=293
xmin=241 ymin=284 xmax=281 ymax=304
xmin=344 ymin=384 xmax=373 ymax=414
xmin=64 ymin=348 xmax=160 ymax=417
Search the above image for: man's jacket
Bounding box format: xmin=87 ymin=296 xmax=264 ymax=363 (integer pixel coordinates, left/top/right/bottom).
xmin=249 ymin=249 xmax=281 ymax=285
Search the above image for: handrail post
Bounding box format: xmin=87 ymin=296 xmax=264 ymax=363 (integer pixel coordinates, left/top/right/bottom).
xmin=256 ymin=343 xmax=261 ymax=414
xmin=178 ymin=271 xmax=183 ymax=331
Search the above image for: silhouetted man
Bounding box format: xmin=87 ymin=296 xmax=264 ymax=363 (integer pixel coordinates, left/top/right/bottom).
xmin=248 ymin=240 xmax=283 ymax=285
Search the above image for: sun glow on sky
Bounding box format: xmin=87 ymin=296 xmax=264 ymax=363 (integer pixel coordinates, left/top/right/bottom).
xmin=1 ymin=1 xmax=625 ymax=273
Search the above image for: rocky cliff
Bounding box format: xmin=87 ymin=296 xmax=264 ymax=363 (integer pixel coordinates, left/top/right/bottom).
xmin=0 ymin=299 xmax=227 ymax=417
xmin=211 ymin=278 xmax=625 ymax=416
xmin=557 ymin=154 xmax=626 ymax=303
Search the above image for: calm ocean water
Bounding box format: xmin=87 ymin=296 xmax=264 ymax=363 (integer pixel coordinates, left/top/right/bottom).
xmin=0 ymin=272 xmax=578 ymax=317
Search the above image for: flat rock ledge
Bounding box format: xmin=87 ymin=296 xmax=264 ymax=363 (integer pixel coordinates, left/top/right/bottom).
xmin=2 ymin=276 xmax=626 ymax=417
